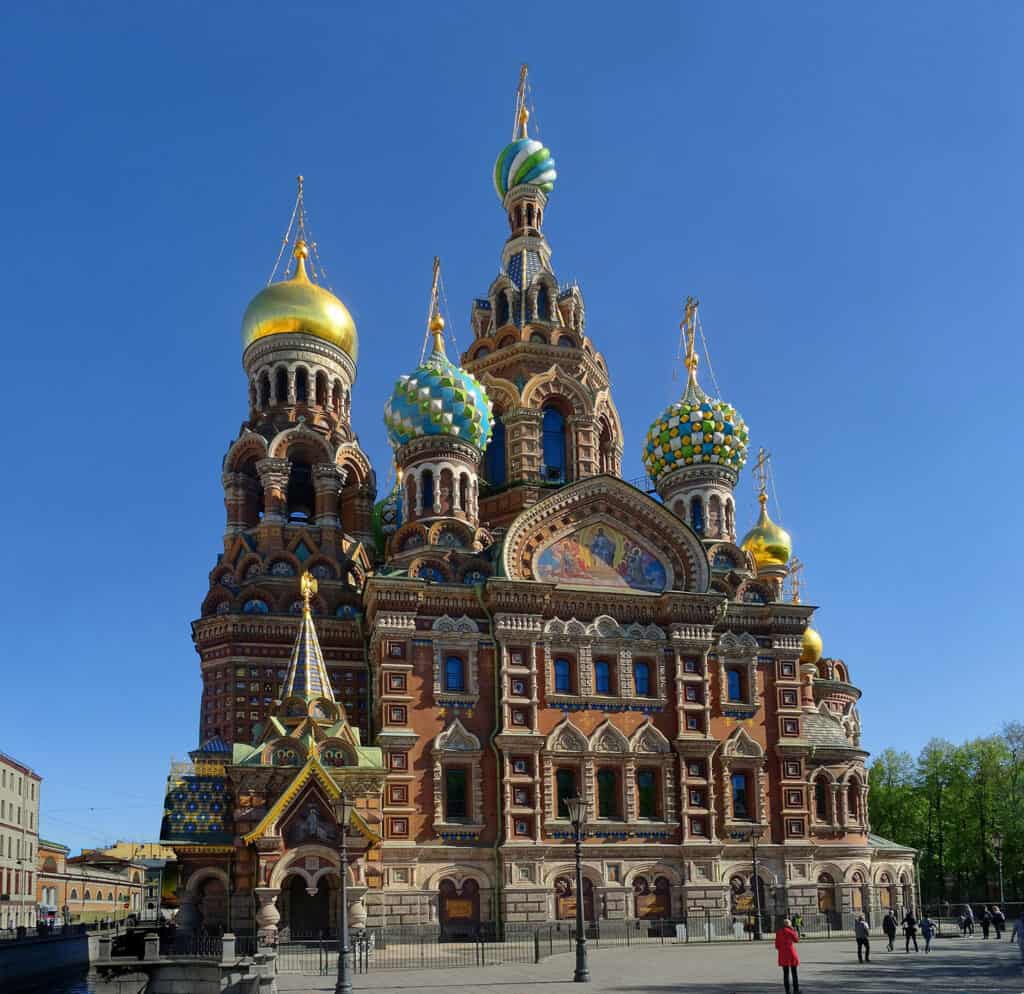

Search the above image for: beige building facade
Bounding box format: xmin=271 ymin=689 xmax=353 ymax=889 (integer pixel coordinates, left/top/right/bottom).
xmin=0 ymin=751 xmax=42 ymax=929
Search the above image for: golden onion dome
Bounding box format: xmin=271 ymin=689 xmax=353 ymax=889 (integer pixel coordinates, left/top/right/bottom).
xmin=800 ymin=624 xmax=823 ymax=664
xmin=740 ymin=493 xmax=792 ymax=569
xmin=241 ymin=241 xmax=358 ymax=360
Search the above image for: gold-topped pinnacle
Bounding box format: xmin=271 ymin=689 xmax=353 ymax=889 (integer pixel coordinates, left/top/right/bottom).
xmin=427 ymin=255 xmax=446 ymax=356
xmin=514 ymin=64 xmax=530 ymax=140
xmin=682 ymin=295 xmax=700 ymax=384
xmin=788 ymin=557 xmax=804 ymax=604
xmin=300 ymin=571 xmax=318 ymax=616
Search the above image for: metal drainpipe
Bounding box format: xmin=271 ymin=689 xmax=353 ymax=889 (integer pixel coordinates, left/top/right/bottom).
xmin=475 ymin=582 xmax=505 ymax=932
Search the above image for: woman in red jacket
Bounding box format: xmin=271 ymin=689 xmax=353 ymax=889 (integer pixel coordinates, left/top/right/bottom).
xmin=774 ymin=917 xmax=801 ymax=994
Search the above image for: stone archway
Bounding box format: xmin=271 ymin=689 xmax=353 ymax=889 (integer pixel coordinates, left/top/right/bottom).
xmin=282 ymin=874 xmax=333 ymax=938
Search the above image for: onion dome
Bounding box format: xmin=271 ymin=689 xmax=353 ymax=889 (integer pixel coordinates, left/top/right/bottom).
xmin=643 ymin=394 xmax=749 ymax=482
xmin=384 ymin=315 xmax=493 ymax=450
xmin=800 ymin=624 xmax=823 ymax=664
xmin=740 ymin=493 xmax=792 ymax=569
xmin=493 ymin=106 xmax=556 ymax=200
xmin=241 ymin=240 xmax=358 ymax=361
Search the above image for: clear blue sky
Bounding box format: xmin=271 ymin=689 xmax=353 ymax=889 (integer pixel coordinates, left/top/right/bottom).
xmin=2 ymin=2 xmax=1021 ymax=854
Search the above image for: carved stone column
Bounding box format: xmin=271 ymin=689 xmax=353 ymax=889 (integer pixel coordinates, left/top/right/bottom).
xmin=222 ymin=471 xmax=248 ymax=535
xmin=254 ymin=887 xmax=281 ymax=945
xmin=312 ymin=463 xmax=347 ymax=527
xmin=256 ymin=458 xmax=291 ymax=524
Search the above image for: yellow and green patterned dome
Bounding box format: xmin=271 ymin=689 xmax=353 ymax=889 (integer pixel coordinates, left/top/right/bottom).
xmin=241 ymin=241 xmax=358 ymax=361
xmin=740 ymin=493 xmax=792 ymax=569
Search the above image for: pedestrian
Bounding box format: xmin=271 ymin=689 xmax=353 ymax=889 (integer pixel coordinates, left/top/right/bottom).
xmin=883 ymin=910 xmax=897 ymax=951
xmin=774 ymin=917 xmax=801 ymax=994
xmin=964 ymin=904 xmax=975 ymax=935
xmin=902 ymin=909 xmax=919 ymax=952
xmin=921 ymin=914 xmax=935 ymax=953
xmin=1014 ymin=910 xmax=1024 ymax=971
xmin=855 ymin=914 xmax=871 ymax=963
xmin=981 ymin=906 xmax=992 ymax=939
xmin=792 ymin=912 xmax=804 ymax=937
xmin=958 ymin=912 xmax=968 ymax=937
xmin=992 ymin=905 xmax=1005 ymax=940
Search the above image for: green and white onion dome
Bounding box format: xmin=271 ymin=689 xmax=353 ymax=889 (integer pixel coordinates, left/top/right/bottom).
xmin=493 ymin=136 xmax=557 ymax=200
xmin=643 ymin=389 xmax=749 ymax=483
xmin=384 ymin=318 xmax=494 ymax=451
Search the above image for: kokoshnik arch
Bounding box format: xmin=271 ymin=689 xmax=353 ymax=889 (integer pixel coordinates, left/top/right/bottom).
xmin=159 ymin=70 xmax=915 ymax=942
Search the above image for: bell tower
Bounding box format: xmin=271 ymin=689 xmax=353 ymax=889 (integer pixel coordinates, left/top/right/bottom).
xmin=192 ymin=179 xmax=376 ymax=748
xmin=463 ymin=66 xmax=624 ymax=529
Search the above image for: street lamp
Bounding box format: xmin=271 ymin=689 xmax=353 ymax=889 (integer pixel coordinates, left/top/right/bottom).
xmin=332 ymin=793 xmax=356 ymax=994
xmin=991 ymin=832 xmax=1005 ymax=906
xmin=564 ymin=796 xmax=590 ymax=983
xmin=750 ymin=826 xmax=765 ymax=941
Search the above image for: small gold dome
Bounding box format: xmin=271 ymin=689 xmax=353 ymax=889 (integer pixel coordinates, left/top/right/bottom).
xmin=800 ymin=624 xmax=823 ymax=664
xmin=740 ymin=493 xmax=792 ymax=569
xmin=241 ymin=241 xmax=358 ymax=360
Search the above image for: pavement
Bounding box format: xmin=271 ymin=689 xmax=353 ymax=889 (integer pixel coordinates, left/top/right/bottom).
xmin=275 ymin=935 xmax=1024 ymax=993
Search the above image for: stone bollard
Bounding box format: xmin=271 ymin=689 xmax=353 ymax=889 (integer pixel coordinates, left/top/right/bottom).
xmin=254 ymin=951 xmax=278 ymax=993
xmin=221 ymin=932 xmax=236 ymax=964
xmin=143 ymin=932 xmax=160 ymax=961
xmin=98 ymin=935 xmax=112 ymax=961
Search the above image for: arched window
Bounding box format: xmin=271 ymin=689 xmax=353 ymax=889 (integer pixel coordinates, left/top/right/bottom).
xmin=444 ymin=656 xmax=465 ymax=693
xmin=295 ymin=368 xmax=308 ymax=403
xmin=555 ymin=768 xmax=576 ymax=818
xmin=554 ymin=658 xmax=572 ymax=694
xmin=726 ymin=669 xmax=743 ymax=702
xmin=817 ymin=873 xmax=835 ymax=913
xmin=594 ymin=660 xmax=611 ymax=695
xmin=259 ymin=372 xmax=271 ymax=408
xmin=537 ymin=284 xmax=550 ymax=321
xmin=636 ymin=768 xmax=659 ymax=819
xmin=274 ymin=367 xmax=288 ymax=404
xmin=708 ymin=495 xmax=722 ymax=537
xmin=287 ymin=461 xmax=314 ymax=522
xmin=847 ymin=780 xmax=860 ymax=818
xmin=725 ymin=499 xmax=735 ymax=537
xmin=815 ymin=777 xmax=830 ymax=820
xmin=84 ymin=890 xmax=91 ymax=901
xmin=496 ymin=293 xmax=509 ymax=327
xmin=421 ymin=470 xmax=435 ymax=512
xmin=242 ymin=599 xmax=269 ymax=614
xmin=633 ymin=661 xmax=651 ymax=697
xmin=70 ymin=889 xmax=78 ymax=900
xmin=557 ymin=335 xmax=574 ymax=348
xmin=542 ymin=406 xmax=567 ymax=482
xmin=598 ymin=420 xmax=614 ymax=474
xmin=597 ymin=768 xmax=620 ymax=818
xmin=458 ymin=473 xmax=469 ymax=511
xmin=315 ymin=371 xmax=327 ymax=406
xmin=107 ymin=891 xmax=114 ymax=902
xmin=690 ymin=496 xmax=705 ymax=535
xmin=332 ymin=379 xmax=342 ymax=414
xmin=484 ymin=417 xmax=507 ymax=485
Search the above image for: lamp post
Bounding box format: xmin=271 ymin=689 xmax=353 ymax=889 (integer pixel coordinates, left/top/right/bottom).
xmin=332 ymin=793 xmax=355 ymax=994
xmin=750 ymin=826 xmax=765 ymax=941
xmin=564 ymin=796 xmax=590 ymax=983
xmin=991 ymin=832 xmax=1005 ymax=906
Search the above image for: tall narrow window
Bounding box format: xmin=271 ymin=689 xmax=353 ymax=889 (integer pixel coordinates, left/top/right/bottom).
xmin=444 ymin=656 xmax=465 ymax=693
xmin=275 ymin=367 xmax=288 ymax=404
xmin=732 ymin=772 xmax=751 ymax=819
xmin=633 ymin=661 xmax=651 ymax=697
xmin=485 ymin=418 xmax=507 ymax=485
xmin=542 ymin=406 xmax=566 ymax=481
xmin=847 ymin=781 xmax=860 ymax=818
xmin=637 ymin=768 xmax=659 ymax=819
xmin=295 ymin=368 xmax=308 ymax=402
xmin=421 ymin=470 xmax=435 ymax=512
xmin=815 ymin=779 xmax=829 ymax=820
xmin=727 ymin=669 xmax=743 ymax=702
xmin=597 ymin=768 xmax=620 ymax=818
xmin=445 ymin=768 xmax=468 ymax=820
xmin=537 ymin=284 xmax=550 ymax=320
xmin=554 ymin=658 xmax=572 ymax=694
xmin=556 ymin=768 xmax=576 ymax=818
xmin=690 ymin=496 xmax=705 ymax=535
xmin=594 ymin=660 xmax=611 ymax=695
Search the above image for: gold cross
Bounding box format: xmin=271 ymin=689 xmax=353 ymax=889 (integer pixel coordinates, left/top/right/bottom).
xmin=788 ymin=557 xmax=804 ymax=604
xmin=752 ymin=447 xmax=771 ymax=499
xmin=681 ymin=296 xmax=699 ymax=381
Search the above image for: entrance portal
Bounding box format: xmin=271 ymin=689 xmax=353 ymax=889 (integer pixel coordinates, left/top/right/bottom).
xmin=284 ymin=874 xmax=331 ymax=938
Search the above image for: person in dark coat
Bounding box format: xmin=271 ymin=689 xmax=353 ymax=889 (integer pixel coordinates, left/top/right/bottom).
xmin=882 ymin=910 xmax=898 ymax=951
xmin=980 ymin=906 xmax=992 ymax=939
xmin=920 ymin=915 xmax=935 ymax=953
xmin=991 ymin=905 xmax=1005 ymax=939
xmin=902 ymin=910 xmax=919 ymax=952
xmin=854 ymin=914 xmax=871 ymax=962
xmin=774 ymin=918 xmax=801 ymax=994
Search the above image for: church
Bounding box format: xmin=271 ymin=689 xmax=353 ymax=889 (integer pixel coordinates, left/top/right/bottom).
xmin=159 ymin=72 xmax=915 ymax=943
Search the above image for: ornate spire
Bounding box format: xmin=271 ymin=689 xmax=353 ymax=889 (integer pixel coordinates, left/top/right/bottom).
xmin=788 ymin=557 xmax=804 ymax=604
xmin=279 ymin=572 xmax=335 ymax=703
xmin=514 ymin=64 xmax=529 ymax=139
xmin=680 ymin=296 xmax=705 ymax=404
xmin=427 ymin=256 xmax=446 ymax=357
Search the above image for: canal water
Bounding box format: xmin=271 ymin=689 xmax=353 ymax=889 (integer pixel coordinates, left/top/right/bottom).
xmin=10 ymin=968 xmax=91 ymax=994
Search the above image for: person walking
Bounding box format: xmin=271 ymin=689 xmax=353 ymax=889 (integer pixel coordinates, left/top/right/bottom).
xmin=883 ymin=910 xmax=897 ymax=951
xmin=792 ymin=912 xmax=804 ymax=937
xmin=981 ymin=906 xmax=992 ymax=939
xmin=855 ymin=914 xmax=871 ymax=963
xmin=921 ymin=914 xmax=935 ymax=953
xmin=1014 ymin=910 xmax=1024 ymax=972
xmin=902 ymin=909 xmax=919 ymax=952
xmin=992 ymin=905 xmax=1005 ymax=940
xmin=774 ymin=917 xmax=801 ymax=994
xmin=964 ymin=904 xmax=975 ymax=935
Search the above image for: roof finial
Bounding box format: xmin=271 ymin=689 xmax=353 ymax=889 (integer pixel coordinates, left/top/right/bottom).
xmin=428 ymin=256 xmax=446 ymax=355
xmin=514 ymin=64 xmax=529 ymax=140
xmin=753 ymin=446 xmax=770 ymax=510
xmin=788 ymin=557 xmax=804 ymax=604
xmin=682 ymin=296 xmax=700 ymax=385
xmin=300 ymin=570 xmax=318 ymax=617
